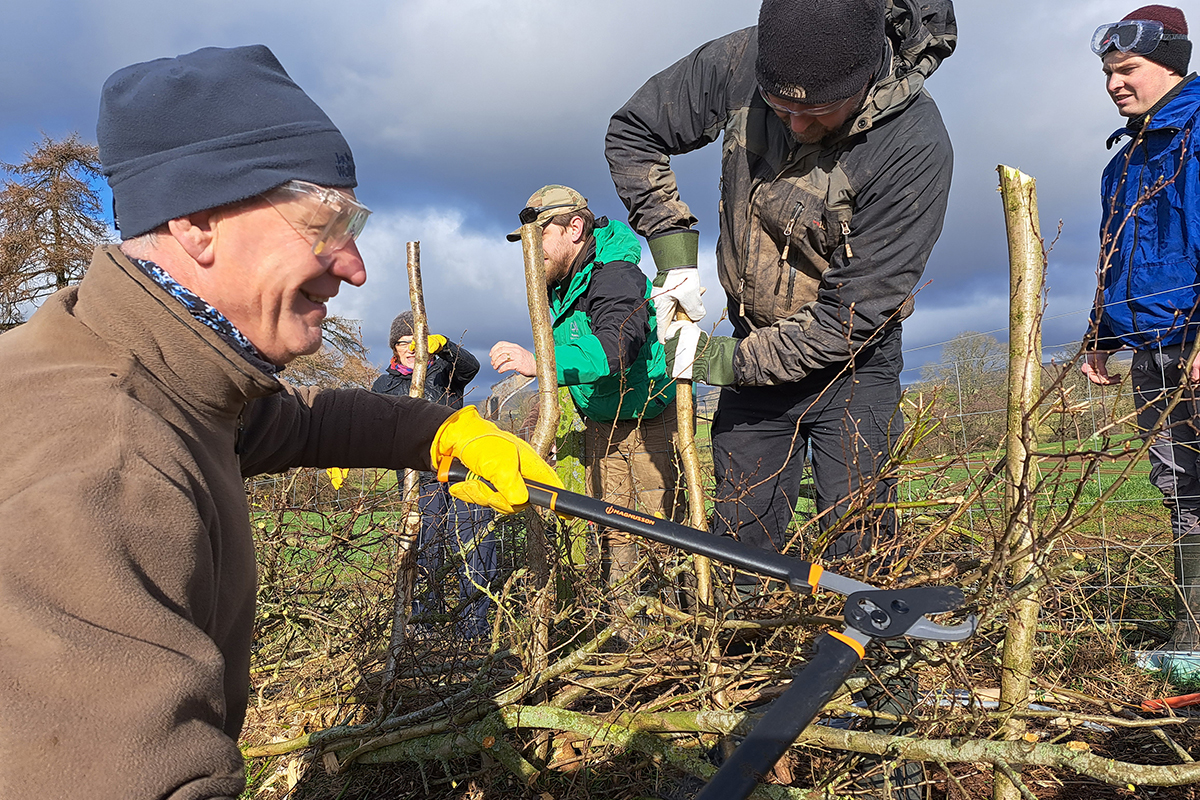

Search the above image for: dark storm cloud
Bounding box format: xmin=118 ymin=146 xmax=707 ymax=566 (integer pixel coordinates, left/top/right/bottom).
xmin=2 ymin=0 xmax=1186 ymax=391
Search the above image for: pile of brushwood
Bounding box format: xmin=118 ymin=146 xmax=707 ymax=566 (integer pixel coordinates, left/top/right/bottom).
xmin=238 ymin=469 xmax=1200 ymax=800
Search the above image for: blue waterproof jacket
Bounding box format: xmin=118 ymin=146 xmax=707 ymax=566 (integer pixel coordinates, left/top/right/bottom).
xmin=1093 ymin=75 xmax=1200 ymax=350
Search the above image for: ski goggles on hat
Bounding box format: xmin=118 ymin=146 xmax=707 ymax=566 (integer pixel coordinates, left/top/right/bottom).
xmin=758 ymin=87 xmax=861 ymax=119
xmin=264 ymin=180 xmax=372 ymax=257
xmin=1091 ymin=19 xmax=1188 ymax=56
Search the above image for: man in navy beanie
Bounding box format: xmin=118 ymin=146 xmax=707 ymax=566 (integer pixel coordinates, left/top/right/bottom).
xmin=1083 ymin=6 xmax=1200 ymax=660
xmin=0 ymin=45 xmax=559 ymax=799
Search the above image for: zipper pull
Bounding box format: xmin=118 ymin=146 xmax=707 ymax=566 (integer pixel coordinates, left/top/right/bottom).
xmin=738 ymin=278 xmax=746 ymax=318
xmin=780 ymin=201 xmax=802 ymax=266
xmin=841 ymin=220 xmax=854 ymax=259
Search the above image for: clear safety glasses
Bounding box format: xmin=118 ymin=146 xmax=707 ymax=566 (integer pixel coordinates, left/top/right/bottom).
xmin=758 ymin=87 xmax=861 ymax=119
xmin=1091 ymin=19 xmax=1187 ymax=56
xmin=264 ymin=180 xmax=372 ymax=256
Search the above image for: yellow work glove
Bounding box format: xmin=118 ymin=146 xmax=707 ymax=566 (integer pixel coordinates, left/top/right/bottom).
xmin=409 ymin=334 xmax=448 ymax=354
xmin=326 ymin=467 xmax=350 ymax=490
xmin=429 ymin=405 xmax=562 ymax=514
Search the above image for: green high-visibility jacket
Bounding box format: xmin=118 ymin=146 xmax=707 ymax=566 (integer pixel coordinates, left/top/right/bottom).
xmin=549 ymin=217 xmax=675 ymax=423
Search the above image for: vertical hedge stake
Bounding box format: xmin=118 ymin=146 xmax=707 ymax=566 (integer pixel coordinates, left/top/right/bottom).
xmin=994 ymin=166 xmax=1044 ymax=800
xmin=673 ymin=308 xmax=712 ymax=607
xmin=384 ymin=242 xmax=428 ymax=686
xmin=518 ymin=221 xmax=559 ymax=682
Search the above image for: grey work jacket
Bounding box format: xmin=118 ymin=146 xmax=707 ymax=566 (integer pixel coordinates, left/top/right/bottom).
xmin=606 ymin=13 xmax=953 ymax=386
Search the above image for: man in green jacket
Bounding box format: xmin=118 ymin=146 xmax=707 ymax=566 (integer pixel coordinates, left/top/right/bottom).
xmin=0 ymin=45 xmax=557 ymax=800
xmin=491 ymin=185 xmax=678 ymax=599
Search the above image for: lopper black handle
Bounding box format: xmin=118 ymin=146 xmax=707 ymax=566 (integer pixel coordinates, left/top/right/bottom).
xmin=697 ymin=631 xmax=865 ymax=800
xmin=441 ymin=458 xmax=826 ymax=593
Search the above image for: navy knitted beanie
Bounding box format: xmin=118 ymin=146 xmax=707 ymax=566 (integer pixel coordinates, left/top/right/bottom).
xmin=756 ymin=0 xmax=886 ymax=104
xmin=97 ymin=45 xmax=357 ymax=238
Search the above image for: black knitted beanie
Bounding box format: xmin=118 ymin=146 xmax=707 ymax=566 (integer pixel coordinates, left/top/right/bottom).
xmin=389 ymin=312 xmax=415 ymax=351
xmin=756 ymin=0 xmax=886 ymax=104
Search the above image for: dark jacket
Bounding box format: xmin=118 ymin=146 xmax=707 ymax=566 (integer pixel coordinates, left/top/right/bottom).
xmin=606 ymin=0 xmax=955 ymax=385
xmin=0 ymin=246 xmax=453 ymax=800
xmin=1092 ymin=75 xmax=1200 ymax=350
xmin=371 ymin=339 xmax=480 ymax=410
xmin=550 ymin=217 xmax=674 ymax=422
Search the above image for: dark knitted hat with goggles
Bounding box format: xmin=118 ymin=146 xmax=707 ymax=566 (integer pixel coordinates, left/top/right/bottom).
xmin=755 ymin=0 xmax=885 ymax=105
xmin=1093 ymin=5 xmax=1191 ymax=75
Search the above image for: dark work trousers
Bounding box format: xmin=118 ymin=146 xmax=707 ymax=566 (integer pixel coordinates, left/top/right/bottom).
xmin=711 ymin=327 xmax=920 ymax=798
xmin=711 ymin=325 xmax=904 ymax=561
xmin=411 ymin=479 xmax=498 ymax=639
xmin=1132 ymin=344 xmax=1200 ymax=649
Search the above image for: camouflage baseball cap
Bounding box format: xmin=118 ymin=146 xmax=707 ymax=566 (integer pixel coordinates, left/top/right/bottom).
xmin=506 ymin=184 xmax=588 ymax=242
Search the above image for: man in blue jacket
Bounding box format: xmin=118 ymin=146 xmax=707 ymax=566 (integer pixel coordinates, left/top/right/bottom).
xmin=1084 ymin=5 xmax=1200 ymax=652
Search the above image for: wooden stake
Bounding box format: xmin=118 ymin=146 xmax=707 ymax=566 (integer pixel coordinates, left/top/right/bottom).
xmin=672 ymin=309 xmax=712 ymax=607
xmin=994 ymin=166 xmax=1044 ymax=800
xmin=384 ymin=241 xmax=428 ymax=686
xmin=518 ymin=222 xmax=558 ymax=682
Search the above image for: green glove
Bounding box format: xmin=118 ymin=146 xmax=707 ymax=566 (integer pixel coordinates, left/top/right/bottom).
xmin=429 ymin=406 xmax=563 ymax=514
xmin=663 ymin=324 xmax=738 ymax=386
xmin=648 ymin=231 xmax=706 ymax=338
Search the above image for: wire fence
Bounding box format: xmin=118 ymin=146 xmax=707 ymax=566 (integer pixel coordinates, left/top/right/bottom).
xmin=247 ymin=335 xmax=1179 ymax=647
xmin=895 ymin=338 xmax=1178 ymax=643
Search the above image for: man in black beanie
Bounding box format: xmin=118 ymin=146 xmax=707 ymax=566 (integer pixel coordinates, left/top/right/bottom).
xmin=606 ymin=1 xmax=956 ymax=796
xmin=608 ymin=0 xmax=954 ymax=564
xmin=0 ymin=45 xmax=559 ymax=799
xmin=1083 ymin=6 xmax=1200 ymax=660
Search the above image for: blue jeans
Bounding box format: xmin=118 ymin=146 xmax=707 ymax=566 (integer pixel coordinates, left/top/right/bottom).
xmin=411 ymin=481 xmax=497 ymax=639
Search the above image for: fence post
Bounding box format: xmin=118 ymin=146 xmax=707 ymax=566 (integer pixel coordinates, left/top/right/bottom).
xmin=994 ymin=166 xmax=1044 ymax=800
xmin=384 ymin=241 xmax=428 ymax=685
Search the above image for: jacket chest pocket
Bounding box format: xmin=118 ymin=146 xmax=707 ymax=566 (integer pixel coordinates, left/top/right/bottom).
xmin=747 ymin=167 xmax=852 ymax=323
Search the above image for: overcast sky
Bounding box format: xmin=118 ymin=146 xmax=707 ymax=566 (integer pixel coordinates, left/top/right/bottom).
xmin=1 ymin=0 xmax=1183 ymax=402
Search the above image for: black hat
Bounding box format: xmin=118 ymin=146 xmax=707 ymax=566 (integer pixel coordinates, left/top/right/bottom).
xmin=98 ymin=45 xmax=357 ymax=238
xmin=756 ymin=0 xmax=886 ymax=104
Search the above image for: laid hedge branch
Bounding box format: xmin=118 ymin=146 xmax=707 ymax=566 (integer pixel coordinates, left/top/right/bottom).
xmin=331 ymin=703 xmax=1200 ymax=792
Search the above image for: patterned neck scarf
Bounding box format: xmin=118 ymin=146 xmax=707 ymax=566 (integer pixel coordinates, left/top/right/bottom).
xmin=130 ymin=257 xmax=281 ymax=375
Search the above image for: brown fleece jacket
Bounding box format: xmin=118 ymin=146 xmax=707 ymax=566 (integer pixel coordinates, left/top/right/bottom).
xmin=0 ymin=246 xmax=454 ymax=799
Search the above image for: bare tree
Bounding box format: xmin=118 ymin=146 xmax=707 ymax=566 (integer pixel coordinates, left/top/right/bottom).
xmin=283 ymin=316 xmax=378 ymax=389
xmin=921 ymin=330 xmax=1008 ymax=396
xmin=0 ymin=134 xmax=112 ymax=329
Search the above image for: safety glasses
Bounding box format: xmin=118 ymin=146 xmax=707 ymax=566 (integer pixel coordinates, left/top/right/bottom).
xmin=758 ymin=87 xmax=861 ymax=119
xmin=518 ymin=202 xmax=576 ymax=225
xmin=264 ymin=180 xmax=372 ymax=257
xmin=1091 ymin=19 xmax=1187 ymax=56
